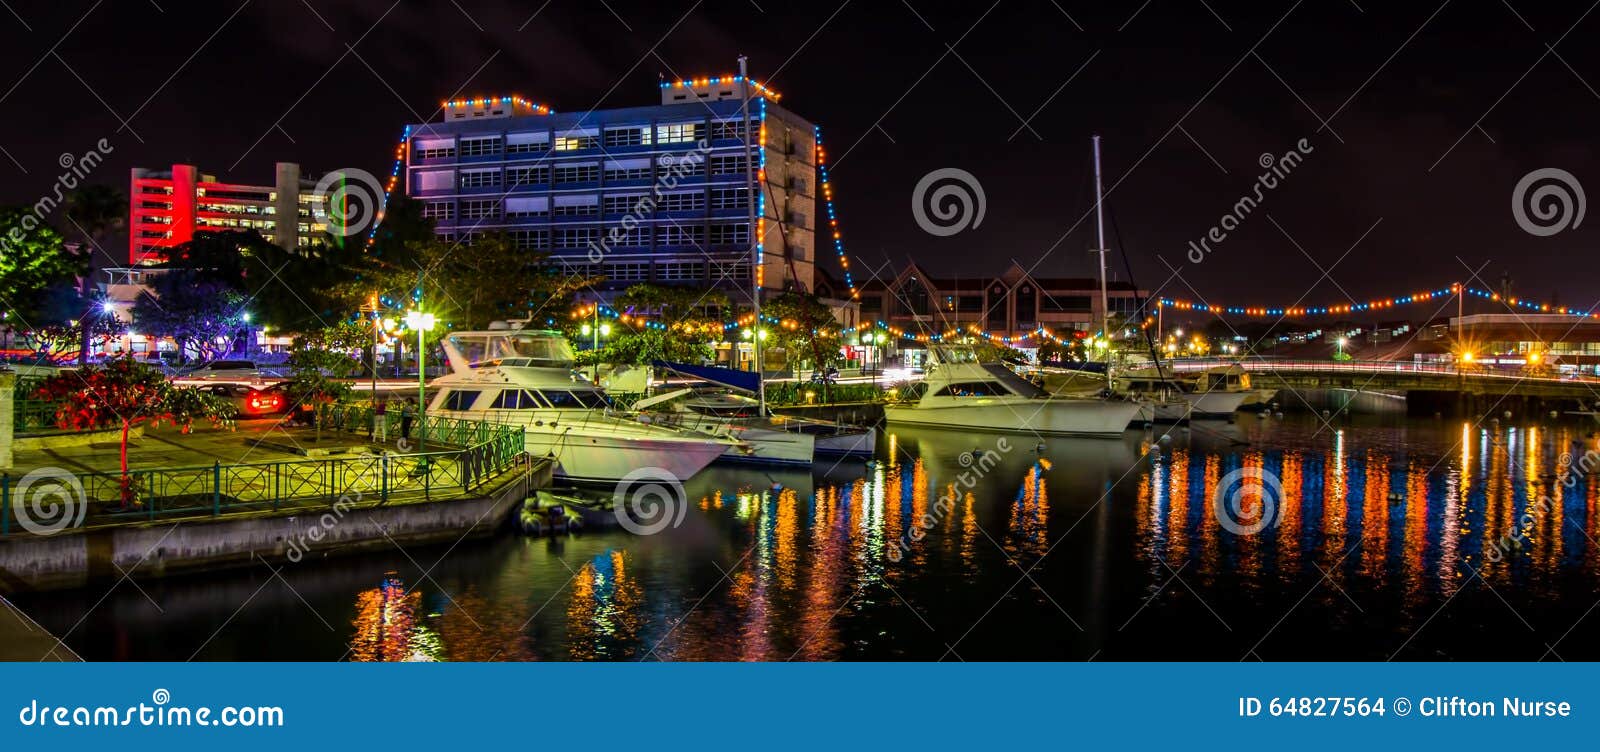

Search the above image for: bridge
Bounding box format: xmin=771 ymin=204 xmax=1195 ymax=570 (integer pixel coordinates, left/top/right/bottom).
xmin=1159 ymin=357 xmax=1600 ymax=406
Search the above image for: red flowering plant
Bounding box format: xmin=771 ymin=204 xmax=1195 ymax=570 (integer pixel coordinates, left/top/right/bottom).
xmin=33 ymin=356 xmax=236 ymax=507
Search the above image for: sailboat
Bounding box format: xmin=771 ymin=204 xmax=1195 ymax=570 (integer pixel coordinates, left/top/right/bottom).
xmin=423 ymin=328 xmax=741 ymax=483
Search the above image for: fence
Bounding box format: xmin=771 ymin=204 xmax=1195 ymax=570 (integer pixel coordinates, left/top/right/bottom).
xmin=0 ymin=416 xmax=527 ymax=536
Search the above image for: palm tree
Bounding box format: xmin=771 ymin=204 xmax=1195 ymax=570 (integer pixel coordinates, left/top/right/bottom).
xmin=63 ymin=184 xmax=127 ymax=365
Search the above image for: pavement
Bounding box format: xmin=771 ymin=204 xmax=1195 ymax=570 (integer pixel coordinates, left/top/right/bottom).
xmin=10 ymin=418 xmax=401 ymax=477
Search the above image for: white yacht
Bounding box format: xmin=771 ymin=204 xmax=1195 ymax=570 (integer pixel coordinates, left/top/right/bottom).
xmin=426 ymin=330 xmax=739 ymax=483
xmin=884 ymin=344 xmax=1141 ymax=437
xmin=1120 ymin=364 xmax=1252 ymax=422
xmin=630 ymin=371 xmax=878 ymax=466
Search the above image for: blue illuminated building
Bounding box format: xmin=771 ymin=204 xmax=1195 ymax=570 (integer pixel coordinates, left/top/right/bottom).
xmin=401 ymin=79 xmax=820 ymax=301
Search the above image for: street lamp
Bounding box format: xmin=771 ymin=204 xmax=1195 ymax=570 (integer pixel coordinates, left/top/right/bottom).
xmin=405 ymin=309 xmax=436 ymax=457
xmin=1336 ymin=336 xmax=1347 ymax=359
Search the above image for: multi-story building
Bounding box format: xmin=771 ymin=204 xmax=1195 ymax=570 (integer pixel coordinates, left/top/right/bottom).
xmin=858 ymin=261 xmax=1148 ymax=347
xmin=400 ymin=77 xmax=817 ymax=298
xmin=128 ymin=162 xmax=330 ymax=265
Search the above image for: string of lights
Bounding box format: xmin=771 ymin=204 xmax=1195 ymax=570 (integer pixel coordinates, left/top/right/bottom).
xmin=1157 ymin=284 xmax=1598 ymax=318
xmin=815 ymin=126 xmax=858 ymax=299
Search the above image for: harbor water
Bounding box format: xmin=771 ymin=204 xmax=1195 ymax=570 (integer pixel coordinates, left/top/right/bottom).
xmin=14 ymin=413 xmax=1600 ymax=661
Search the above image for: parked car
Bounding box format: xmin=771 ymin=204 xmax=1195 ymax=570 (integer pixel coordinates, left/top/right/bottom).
xmin=199 ymin=383 xmax=290 ymax=417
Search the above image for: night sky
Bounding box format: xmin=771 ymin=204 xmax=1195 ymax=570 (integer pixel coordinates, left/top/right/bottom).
xmin=2 ymin=1 xmax=1597 ymax=318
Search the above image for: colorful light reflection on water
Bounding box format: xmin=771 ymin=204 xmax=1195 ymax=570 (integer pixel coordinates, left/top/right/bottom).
xmin=17 ymin=416 xmax=1600 ymax=660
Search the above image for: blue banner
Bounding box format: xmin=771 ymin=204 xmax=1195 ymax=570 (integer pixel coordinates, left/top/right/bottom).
xmin=1 ymin=663 xmax=1594 ymax=749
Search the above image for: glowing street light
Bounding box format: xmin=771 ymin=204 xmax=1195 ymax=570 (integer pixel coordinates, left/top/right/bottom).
xmin=1337 ymin=336 xmax=1347 ymax=359
xmin=406 ymin=309 xmax=436 ymax=457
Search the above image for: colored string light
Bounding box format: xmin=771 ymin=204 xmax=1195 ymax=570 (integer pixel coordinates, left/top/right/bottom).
xmin=1157 ymin=285 xmax=1598 ymax=319
xmin=659 ymin=75 xmax=781 ymax=102
xmin=439 ymin=95 xmax=554 ymax=114
xmin=815 ymin=125 xmax=857 ymax=299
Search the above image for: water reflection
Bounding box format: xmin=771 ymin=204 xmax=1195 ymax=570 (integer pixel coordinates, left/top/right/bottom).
xmin=18 ymin=416 xmax=1600 ymax=661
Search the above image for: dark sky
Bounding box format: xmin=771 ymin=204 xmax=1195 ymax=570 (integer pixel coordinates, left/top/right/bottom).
xmin=3 ymin=1 xmax=1597 ymax=320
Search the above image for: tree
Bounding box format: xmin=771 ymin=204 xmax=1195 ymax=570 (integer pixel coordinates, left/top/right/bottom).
xmin=594 ymin=284 xmax=729 ymax=365
xmin=282 ymin=341 xmax=359 ymax=442
xmin=0 ymin=209 xmax=81 ymax=328
xmin=62 ymin=185 xmax=127 ymax=365
xmin=340 ymin=232 xmax=595 ymax=331
xmin=761 ymin=292 xmax=845 ymax=373
xmin=133 ymin=271 xmax=249 ymax=362
xmin=34 ymin=357 xmax=235 ymax=506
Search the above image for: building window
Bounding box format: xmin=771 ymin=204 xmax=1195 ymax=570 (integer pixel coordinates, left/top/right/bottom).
xmin=554 ymin=227 xmax=599 ymax=249
xmin=601 ymin=226 xmax=648 ymax=247
xmin=459 ymin=137 xmax=501 ymax=157
xmin=657 ymin=192 xmax=704 ymax=212
xmin=656 ymin=225 xmax=705 ymax=246
xmin=711 ymin=260 xmax=751 ymax=281
xmin=508 ymin=229 xmax=550 ymax=250
xmin=414 ymin=140 xmax=455 ymax=159
xmin=505 ymin=197 xmax=549 ymax=219
xmin=460 ymin=200 xmax=500 ymax=220
xmin=422 ymin=202 xmax=455 ymax=221
xmin=657 ymin=261 xmax=705 ymax=282
xmin=506 ymin=132 xmax=549 ymax=154
xmin=709 ymin=155 xmax=747 ymax=175
xmin=660 ymin=152 xmax=705 ymax=176
xmin=708 ymin=223 xmax=749 ymax=245
xmin=710 ymin=187 xmax=749 ymax=210
xmin=603 ymin=194 xmax=648 ymax=215
xmin=711 ymin=120 xmax=748 ymax=141
xmin=605 ymin=262 xmax=650 ymax=281
xmin=604 ymin=159 xmax=652 ymax=182
xmin=554 ymin=164 xmax=599 ymax=184
xmin=552 ymin=197 xmax=598 ymax=216
xmin=506 ymin=166 xmax=549 ymax=187
xmin=655 ymin=122 xmax=701 ymax=144
xmin=555 ymin=134 xmax=598 ymax=151
xmin=603 ymin=126 xmax=650 ymax=147
xmin=459 ymin=170 xmax=500 ymax=189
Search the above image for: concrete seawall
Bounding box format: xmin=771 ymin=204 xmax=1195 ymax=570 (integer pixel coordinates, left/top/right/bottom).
xmin=0 ymin=459 xmax=551 ymax=593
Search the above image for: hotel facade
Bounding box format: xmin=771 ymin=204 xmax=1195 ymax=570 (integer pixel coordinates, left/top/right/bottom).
xmin=128 ymin=162 xmax=331 ymax=266
xmin=399 ymin=78 xmax=818 ymax=298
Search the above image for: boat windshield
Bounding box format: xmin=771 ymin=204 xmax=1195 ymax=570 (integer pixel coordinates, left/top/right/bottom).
xmin=450 ymin=332 xmax=576 ymax=369
xmin=931 ymin=345 xmax=979 ymax=365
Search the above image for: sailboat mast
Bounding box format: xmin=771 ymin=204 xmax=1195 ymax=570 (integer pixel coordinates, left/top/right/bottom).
xmin=740 ymin=54 xmax=766 ymax=413
xmin=1092 ymin=135 xmax=1111 ymax=389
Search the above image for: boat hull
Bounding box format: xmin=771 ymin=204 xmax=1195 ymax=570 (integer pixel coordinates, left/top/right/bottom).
xmin=885 ymin=398 xmax=1139 ymax=437
xmin=525 ymin=431 xmax=730 ymax=484
xmin=813 ymin=426 xmax=878 ymax=458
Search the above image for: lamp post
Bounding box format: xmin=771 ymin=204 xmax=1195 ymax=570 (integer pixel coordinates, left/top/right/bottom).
xmin=405 ymin=309 xmax=435 ymax=457
xmin=581 ymin=307 xmax=610 ymax=383
xmin=1337 ymin=336 xmax=1347 ymax=360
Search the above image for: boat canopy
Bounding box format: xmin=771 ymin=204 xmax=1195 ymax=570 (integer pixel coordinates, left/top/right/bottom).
xmin=653 ymin=361 xmax=761 ymax=393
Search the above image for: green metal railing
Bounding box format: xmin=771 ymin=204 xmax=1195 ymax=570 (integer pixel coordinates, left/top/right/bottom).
xmin=0 ymin=416 xmax=527 ymax=536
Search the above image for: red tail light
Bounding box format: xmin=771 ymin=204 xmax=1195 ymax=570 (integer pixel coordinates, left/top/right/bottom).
xmin=245 ymin=392 xmax=285 ymax=414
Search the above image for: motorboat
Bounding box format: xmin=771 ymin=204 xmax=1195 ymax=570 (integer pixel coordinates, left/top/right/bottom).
xmin=884 ymin=344 xmax=1141 ymax=437
xmin=425 ymin=329 xmax=740 ymax=483
xmin=629 ymin=362 xmax=878 ymax=465
xmin=1119 ymin=364 xmax=1252 ymax=422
